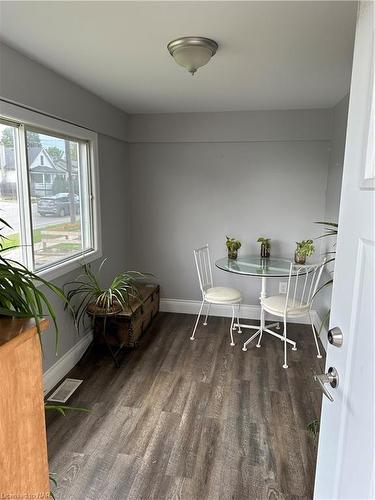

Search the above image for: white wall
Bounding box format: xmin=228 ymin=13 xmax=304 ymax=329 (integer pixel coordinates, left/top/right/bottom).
xmin=128 ymin=111 xmax=332 ymax=305
xmin=0 ymin=42 xmax=131 ymax=373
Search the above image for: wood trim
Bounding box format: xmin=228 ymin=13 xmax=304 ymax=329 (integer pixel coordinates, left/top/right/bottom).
xmin=0 ymin=317 xmax=50 ymax=498
xmin=0 ymin=317 xmax=48 ymax=353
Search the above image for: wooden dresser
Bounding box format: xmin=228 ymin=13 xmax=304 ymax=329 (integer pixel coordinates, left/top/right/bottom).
xmin=0 ymin=318 xmax=50 ymax=499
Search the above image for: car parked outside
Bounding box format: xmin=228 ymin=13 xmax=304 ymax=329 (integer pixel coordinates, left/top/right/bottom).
xmin=37 ymin=193 xmax=80 ymax=217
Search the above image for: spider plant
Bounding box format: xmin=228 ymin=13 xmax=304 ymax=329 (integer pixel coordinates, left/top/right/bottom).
xmin=0 ymin=216 xmax=66 ymax=353
xmin=64 ymin=259 xmax=148 ymax=331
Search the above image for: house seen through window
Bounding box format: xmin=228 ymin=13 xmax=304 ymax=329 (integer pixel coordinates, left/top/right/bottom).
xmin=0 ymin=119 xmax=96 ymax=274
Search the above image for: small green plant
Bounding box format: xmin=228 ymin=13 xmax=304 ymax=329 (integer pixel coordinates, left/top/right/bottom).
xmin=257 ymin=237 xmax=271 ymax=257
xmin=257 ymin=237 xmax=270 ymax=247
xmin=295 ymin=239 xmax=315 ymax=257
xmin=307 ymin=418 xmax=320 ymax=442
xmin=226 ymin=236 xmax=241 ymax=260
xmin=226 ymin=236 xmax=241 ymax=251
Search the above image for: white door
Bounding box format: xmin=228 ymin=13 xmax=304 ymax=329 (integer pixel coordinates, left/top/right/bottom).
xmin=314 ymin=2 xmax=374 ymax=499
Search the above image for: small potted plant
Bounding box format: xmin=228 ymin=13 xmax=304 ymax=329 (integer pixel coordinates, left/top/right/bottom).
xmin=295 ymin=239 xmax=315 ymax=264
xmin=226 ymin=236 xmax=241 ymax=260
xmin=257 ymin=237 xmax=271 ymax=258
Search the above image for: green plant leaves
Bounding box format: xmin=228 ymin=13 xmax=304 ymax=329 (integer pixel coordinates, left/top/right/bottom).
xmin=226 ymin=236 xmax=241 ymax=251
xmin=0 ymin=215 xmax=69 ymax=354
xmin=44 ymin=403 xmax=90 ymax=416
xmin=64 ymin=260 xmax=151 ymax=331
xmin=295 ymin=239 xmax=315 ymax=257
xmin=307 ymin=418 xmax=320 ymax=441
xmin=257 ymin=237 xmax=270 ymax=248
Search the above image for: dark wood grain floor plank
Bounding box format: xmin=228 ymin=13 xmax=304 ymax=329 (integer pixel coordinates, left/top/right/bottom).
xmin=126 ymin=411 xmax=181 ymax=499
xmin=47 ymin=312 xmax=323 ymax=499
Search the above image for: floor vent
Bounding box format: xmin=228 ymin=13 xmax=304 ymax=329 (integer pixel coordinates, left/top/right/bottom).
xmin=47 ymin=378 xmax=83 ymax=403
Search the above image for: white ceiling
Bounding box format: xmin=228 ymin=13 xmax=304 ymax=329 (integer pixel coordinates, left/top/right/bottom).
xmin=0 ymin=1 xmax=357 ymax=114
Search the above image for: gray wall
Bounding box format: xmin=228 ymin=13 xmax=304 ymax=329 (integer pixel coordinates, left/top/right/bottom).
xmin=128 ymin=111 xmax=332 ymax=305
xmin=0 ymin=42 xmax=128 ymax=141
xmin=325 ymin=95 xmax=349 ymax=223
xmin=314 ymin=95 xmax=349 ymax=327
xmin=0 ymin=40 xmax=348 ymax=373
xmin=0 ymin=42 xmax=131 ymax=371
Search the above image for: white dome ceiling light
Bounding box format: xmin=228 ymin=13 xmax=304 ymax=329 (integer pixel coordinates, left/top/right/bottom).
xmin=167 ymin=36 xmax=219 ymax=75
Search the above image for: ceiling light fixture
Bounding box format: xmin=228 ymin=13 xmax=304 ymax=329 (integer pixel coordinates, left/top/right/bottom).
xmin=167 ymin=36 xmax=218 ymax=76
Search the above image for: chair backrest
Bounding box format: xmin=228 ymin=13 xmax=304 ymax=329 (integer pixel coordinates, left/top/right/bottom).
xmin=285 ymin=259 xmax=326 ymax=311
xmin=193 ymin=244 xmax=214 ymax=295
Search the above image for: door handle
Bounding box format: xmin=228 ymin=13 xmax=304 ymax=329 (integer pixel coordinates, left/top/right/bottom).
xmin=313 ymin=367 xmax=339 ymax=402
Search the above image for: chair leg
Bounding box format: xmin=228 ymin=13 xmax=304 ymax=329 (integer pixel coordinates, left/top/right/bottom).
xmin=203 ymin=303 xmax=211 ymax=326
xmin=256 ymin=307 xmax=264 ymax=348
xmin=236 ymin=303 xmax=242 ymax=333
xmin=191 ymin=300 xmax=205 ymax=340
xmin=283 ymin=317 xmax=288 ymax=369
xmin=229 ymin=305 xmax=235 ymax=346
xmin=309 ymin=312 xmax=322 ymax=358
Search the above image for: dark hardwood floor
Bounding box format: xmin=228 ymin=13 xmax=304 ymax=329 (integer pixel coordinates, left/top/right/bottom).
xmin=46 ymin=312 xmax=324 ymax=500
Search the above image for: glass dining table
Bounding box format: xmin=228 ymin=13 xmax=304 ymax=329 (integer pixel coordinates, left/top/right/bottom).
xmin=215 ymin=255 xmax=300 ymax=351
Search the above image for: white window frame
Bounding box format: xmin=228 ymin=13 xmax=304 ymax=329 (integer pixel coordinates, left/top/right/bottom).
xmin=0 ymin=101 xmax=102 ymax=281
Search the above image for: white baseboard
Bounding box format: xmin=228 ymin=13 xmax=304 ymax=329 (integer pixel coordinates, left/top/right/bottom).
xmin=43 ymin=330 xmax=93 ymax=395
xmin=160 ymin=298 xmax=261 ymax=321
xmin=160 ymin=298 xmax=326 ymax=352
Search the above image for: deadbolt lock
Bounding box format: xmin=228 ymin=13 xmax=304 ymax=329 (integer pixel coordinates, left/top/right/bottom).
xmin=328 ymin=326 xmax=343 ymax=347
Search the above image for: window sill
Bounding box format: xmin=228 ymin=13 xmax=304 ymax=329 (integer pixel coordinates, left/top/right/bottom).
xmin=37 ymin=247 xmax=102 ymax=284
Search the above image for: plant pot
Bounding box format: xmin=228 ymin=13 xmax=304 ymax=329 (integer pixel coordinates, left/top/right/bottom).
xmin=228 ymin=249 xmax=238 ymax=260
xmin=294 ymin=252 xmax=306 ymax=265
xmin=86 ymin=302 xmax=123 ymax=318
xmin=260 ymin=244 xmax=270 ymax=258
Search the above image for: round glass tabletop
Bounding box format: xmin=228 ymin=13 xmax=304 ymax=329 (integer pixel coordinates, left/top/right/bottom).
xmin=215 ymin=255 xmax=302 ymax=278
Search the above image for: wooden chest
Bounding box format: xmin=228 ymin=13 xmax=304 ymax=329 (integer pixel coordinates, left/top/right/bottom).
xmin=92 ymin=283 xmax=160 ymax=347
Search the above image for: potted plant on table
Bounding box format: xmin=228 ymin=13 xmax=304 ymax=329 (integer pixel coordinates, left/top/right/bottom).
xmin=295 ymin=239 xmax=315 ymax=264
xmin=257 ymin=237 xmax=271 ymax=258
xmin=226 ymin=236 xmax=241 ymax=260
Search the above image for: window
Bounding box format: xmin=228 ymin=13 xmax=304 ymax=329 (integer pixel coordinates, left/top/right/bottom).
xmin=32 ymin=173 xmax=43 ymax=184
xmin=0 ymin=102 xmax=101 ymax=280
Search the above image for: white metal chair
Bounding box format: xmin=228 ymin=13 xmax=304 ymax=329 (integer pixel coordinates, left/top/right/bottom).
xmin=191 ymin=244 xmax=242 ymax=346
xmin=258 ymin=260 xmax=326 ymax=369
